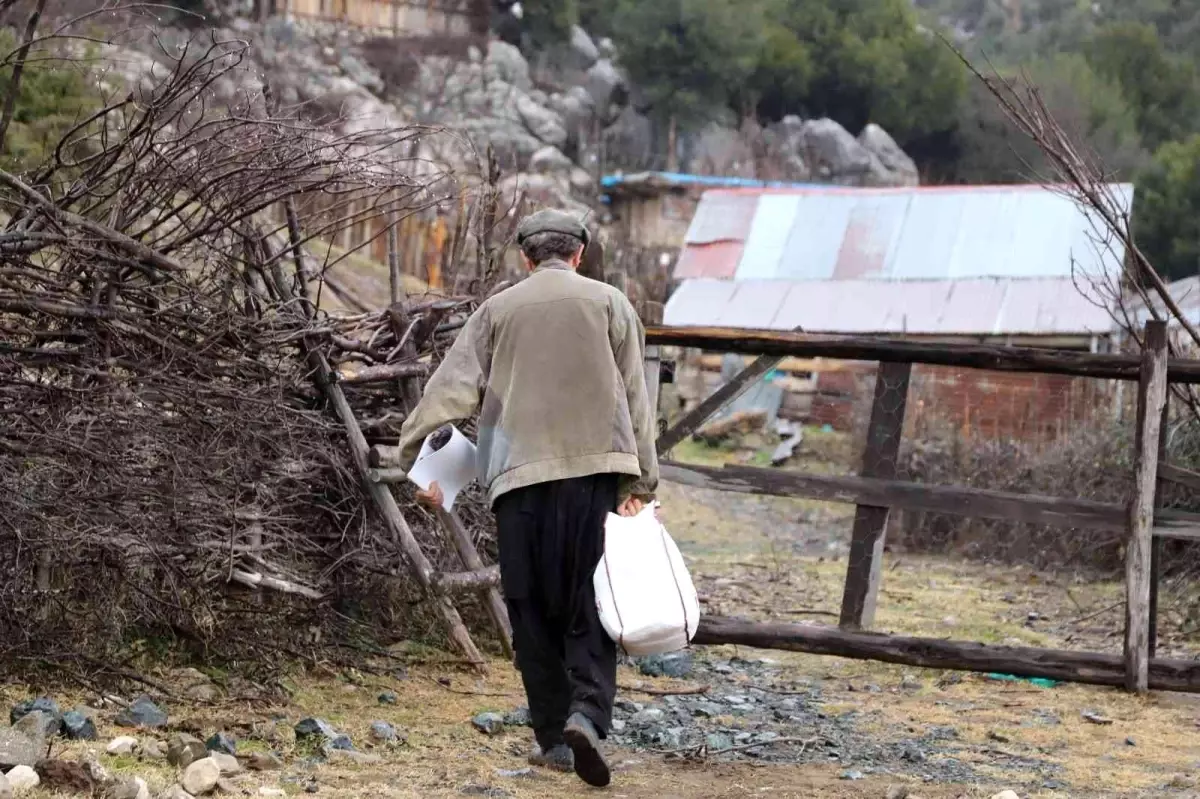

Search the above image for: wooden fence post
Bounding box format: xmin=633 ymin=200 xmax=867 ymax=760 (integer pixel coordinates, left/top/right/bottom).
xmin=1127 ymin=320 xmax=1168 ymax=692
xmin=641 ymin=301 xmax=663 ymax=423
xmin=839 ymin=361 xmax=911 ymax=630
xmin=1150 ymin=398 xmax=1169 ymax=658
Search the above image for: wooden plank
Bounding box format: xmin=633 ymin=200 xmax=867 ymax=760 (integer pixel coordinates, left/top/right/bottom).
xmin=1160 ymin=463 xmax=1200 ymax=492
xmin=693 ymin=615 xmax=1200 ymax=693
xmin=1127 ymin=320 xmax=1169 ymax=693
xmin=1151 ymin=401 xmax=1169 ymax=658
xmin=436 ymin=507 xmax=514 ymax=659
xmin=840 ymin=362 xmax=910 ymax=630
xmin=657 ymin=352 xmax=784 ymax=453
xmin=660 ymin=461 xmax=1200 ymax=537
xmin=645 ymin=326 xmax=1200 ymax=384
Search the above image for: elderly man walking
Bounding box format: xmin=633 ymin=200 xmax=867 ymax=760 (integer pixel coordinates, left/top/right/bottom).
xmin=395 ymin=209 xmax=659 ymax=788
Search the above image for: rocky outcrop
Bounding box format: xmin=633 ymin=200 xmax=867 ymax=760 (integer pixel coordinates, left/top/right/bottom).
xmin=104 ymin=16 xmax=919 ymax=219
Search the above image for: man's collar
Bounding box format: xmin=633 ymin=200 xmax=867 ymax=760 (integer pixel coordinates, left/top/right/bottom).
xmin=533 ymin=259 xmax=573 ymax=273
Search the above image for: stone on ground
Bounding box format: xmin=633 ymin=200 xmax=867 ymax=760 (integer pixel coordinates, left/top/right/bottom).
xmin=140 ymin=740 xmax=167 ymax=761
xmin=115 ymin=697 xmax=168 ymax=729
xmin=293 ymin=718 xmax=351 ymax=751
xmin=209 ymin=752 xmax=240 ymax=776
xmin=9 ymin=699 xmax=62 ymax=734
xmin=377 ymin=692 xmax=398 ymax=706
xmin=369 ymin=721 xmax=397 ymax=743
xmin=3 ymin=766 xmax=38 ymax=794
xmin=204 ymin=733 xmax=236 ymax=756
xmin=180 ymin=758 xmax=220 ymax=795
xmin=107 ymin=736 xmax=139 ymax=755
xmin=637 ymin=652 xmax=694 ymax=679
xmin=502 ymin=707 xmax=531 ymax=728
xmin=167 ymin=734 xmax=209 ymax=769
xmin=0 ymin=712 xmax=57 ymax=769
xmin=62 ymin=710 xmax=98 ymax=741
xmin=109 ymin=776 xmax=150 ymax=799
xmin=471 ymin=712 xmax=504 ymax=736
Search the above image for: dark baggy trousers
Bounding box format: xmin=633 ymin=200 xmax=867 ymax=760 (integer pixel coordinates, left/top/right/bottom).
xmin=493 ymin=473 xmax=619 ymax=751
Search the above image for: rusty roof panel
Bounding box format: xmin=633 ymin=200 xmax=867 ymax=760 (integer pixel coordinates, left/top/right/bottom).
xmin=716 ymin=281 xmax=793 ymax=329
xmin=674 ymin=241 xmax=743 ymax=279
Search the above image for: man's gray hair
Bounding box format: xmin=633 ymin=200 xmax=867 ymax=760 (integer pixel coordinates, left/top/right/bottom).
xmin=520 ymin=231 xmax=585 ymax=265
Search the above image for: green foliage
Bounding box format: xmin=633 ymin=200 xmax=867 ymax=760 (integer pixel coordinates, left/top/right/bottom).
xmin=519 ymin=0 xmax=578 ymax=49
xmin=610 ymin=0 xmax=964 ymax=143
xmin=1083 ymin=22 xmax=1200 ymax=150
xmin=1136 ymin=135 xmax=1200 ymax=281
xmin=0 ymin=33 xmax=97 ymax=172
xmin=612 ymin=0 xmax=764 ymax=125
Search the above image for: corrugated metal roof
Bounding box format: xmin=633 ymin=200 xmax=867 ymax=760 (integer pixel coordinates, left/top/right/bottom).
xmin=678 ymin=183 xmax=1135 ymax=283
xmin=663 ymin=277 xmax=1113 ymax=336
xmin=667 ymin=183 xmax=1133 ymax=335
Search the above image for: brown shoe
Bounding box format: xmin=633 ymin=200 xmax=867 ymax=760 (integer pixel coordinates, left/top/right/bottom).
xmin=563 ymin=713 xmax=610 ymax=788
xmin=527 ymin=743 xmax=573 ymax=772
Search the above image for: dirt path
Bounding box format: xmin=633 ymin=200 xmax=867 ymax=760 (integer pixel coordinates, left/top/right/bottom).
xmin=7 ymin=475 xmax=1200 ymax=798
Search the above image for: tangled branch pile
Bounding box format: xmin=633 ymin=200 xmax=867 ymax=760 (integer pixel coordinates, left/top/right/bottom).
xmin=0 ymin=23 xmax=502 ymax=676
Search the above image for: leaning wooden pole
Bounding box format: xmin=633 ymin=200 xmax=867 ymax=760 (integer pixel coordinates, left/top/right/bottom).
xmin=437 ymin=507 xmax=514 ymax=659
xmin=1126 ymin=320 xmax=1168 ymax=693
xmin=696 ymin=616 xmax=1200 ymax=693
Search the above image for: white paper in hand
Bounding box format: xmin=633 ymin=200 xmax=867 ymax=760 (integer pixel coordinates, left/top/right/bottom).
xmin=407 ymin=425 xmax=477 ymax=510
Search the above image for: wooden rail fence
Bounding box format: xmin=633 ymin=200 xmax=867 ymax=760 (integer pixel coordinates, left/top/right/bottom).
xmin=647 ymin=320 xmax=1192 ymax=694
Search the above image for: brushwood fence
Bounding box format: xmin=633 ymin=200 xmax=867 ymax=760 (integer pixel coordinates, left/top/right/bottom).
xmin=647 ymin=321 xmax=1200 ymax=694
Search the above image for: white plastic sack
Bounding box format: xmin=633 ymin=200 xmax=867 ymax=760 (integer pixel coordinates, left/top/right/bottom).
xmin=594 ymin=504 xmax=701 ymax=657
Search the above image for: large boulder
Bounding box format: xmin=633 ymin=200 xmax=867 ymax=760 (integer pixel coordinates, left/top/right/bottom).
xmin=585 ymin=58 xmax=626 ymax=114
xmin=569 ymin=25 xmax=600 ymax=69
xmin=603 ymin=107 xmax=654 ymax=168
xmin=858 ymin=122 xmax=919 ymax=187
xmin=516 ymin=94 xmax=568 ymax=147
xmin=529 ymin=146 xmax=574 ymax=174
xmin=115 ymin=697 xmax=167 ymax=730
xmin=484 ymin=40 xmax=532 ymax=92
xmin=800 ymin=118 xmax=874 ymax=181
xmin=0 ymin=712 xmax=57 ymax=769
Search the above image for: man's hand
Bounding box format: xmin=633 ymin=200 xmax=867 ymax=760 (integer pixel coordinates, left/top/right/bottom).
xmin=617 ymin=496 xmax=651 ymax=517
xmin=416 ymin=481 xmax=444 ymax=509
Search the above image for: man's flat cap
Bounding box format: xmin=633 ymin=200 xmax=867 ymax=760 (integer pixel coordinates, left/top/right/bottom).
xmin=516 ymin=208 xmax=590 ymax=246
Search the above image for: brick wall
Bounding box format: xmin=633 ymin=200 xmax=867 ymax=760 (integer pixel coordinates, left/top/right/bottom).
xmin=812 ymin=363 xmax=1115 ymax=448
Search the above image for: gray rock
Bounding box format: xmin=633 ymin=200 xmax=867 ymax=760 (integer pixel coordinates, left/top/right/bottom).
xmin=110 ymin=777 xmax=150 ymax=799
xmin=857 ymin=123 xmax=918 ymax=187
xmin=140 ymin=740 xmax=167 ymax=761
xmin=705 ymin=733 xmax=733 ymax=751
xmin=377 ymin=692 xmax=398 ymax=706
xmin=632 ymin=709 xmax=664 ymax=726
xmin=485 ymin=41 xmax=531 ymax=92
xmin=471 ymin=713 xmax=505 ymax=736
xmin=369 ymin=722 xmax=397 ymax=742
xmin=637 ymin=652 xmax=694 ymax=679
xmin=0 ymin=712 xmax=54 ymax=769
xmin=115 ymin=696 xmax=167 ymax=729
xmin=502 ymin=707 xmax=530 ymax=728
xmin=181 ymin=757 xmax=220 ymax=795
xmin=585 ymin=59 xmax=625 ymax=112
xmin=516 ymin=95 xmax=567 ymax=147
xmin=603 ymin=107 xmax=653 ymax=166
xmin=692 ymin=703 xmax=723 ymax=719
xmin=840 ymin=769 xmax=866 ymax=780
xmin=294 ymin=718 xmax=351 ymax=751
xmin=569 ymin=25 xmax=600 ymax=68
xmin=209 ymin=752 xmax=240 ymax=776
xmin=0 ymin=772 xmax=9 ymax=799
xmin=205 ymin=733 xmax=237 ymax=756
xmin=799 ymin=118 xmax=874 ymax=181
xmin=529 ymin=146 xmax=574 ymax=174
xmin=10 ymin=699 xmax=61 ymax=734
xmin=167 ymin=734 xmax=209 ymax=769
xmin=62 ymin=710 xmax=97 ymax=741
